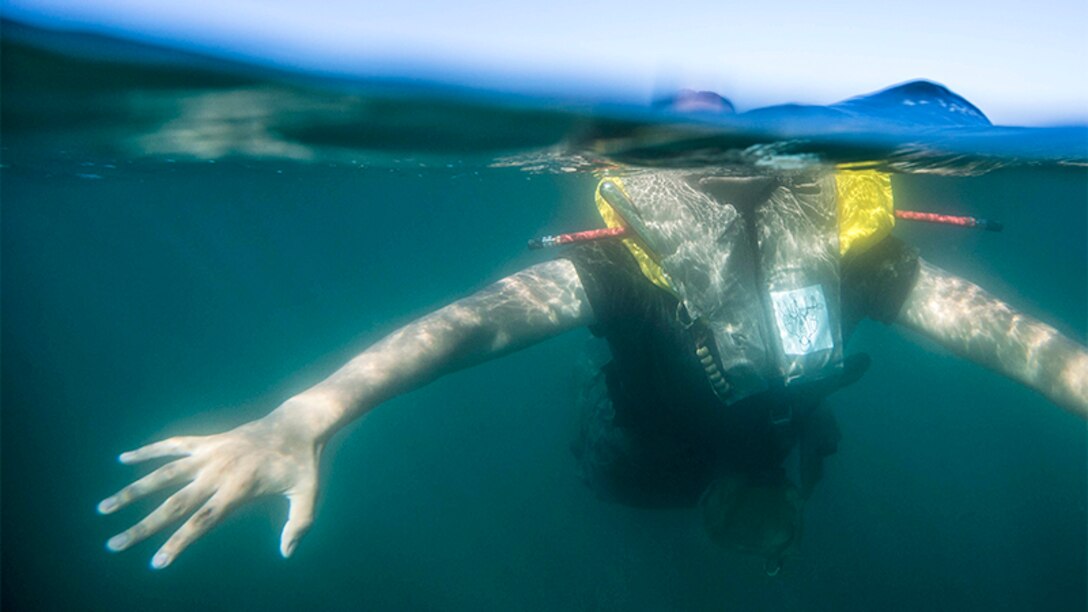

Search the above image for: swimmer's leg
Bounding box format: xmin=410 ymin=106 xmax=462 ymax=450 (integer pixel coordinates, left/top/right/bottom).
xmin=700 ymin=468 xmax=803 ymax=572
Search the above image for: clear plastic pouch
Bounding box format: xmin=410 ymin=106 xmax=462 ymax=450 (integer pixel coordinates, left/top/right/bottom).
xmin=601 ymin=170 xmax=843 ymax=404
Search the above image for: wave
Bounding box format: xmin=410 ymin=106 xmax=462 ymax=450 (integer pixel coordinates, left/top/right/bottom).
xmin=3 ymin=19 xmax=1086 ymax=176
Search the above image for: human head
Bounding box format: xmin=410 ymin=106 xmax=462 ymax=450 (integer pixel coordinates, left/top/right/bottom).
xmin=653 ymin=89 xmax=736 ymax=114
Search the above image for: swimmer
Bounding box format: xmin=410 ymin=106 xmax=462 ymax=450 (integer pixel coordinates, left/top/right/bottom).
xmin=98 ymin=88 xmax=1088 ymax=573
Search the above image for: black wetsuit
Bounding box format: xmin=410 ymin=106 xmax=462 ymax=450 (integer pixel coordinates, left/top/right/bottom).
xmin=563 ymin=236 xmax=919 ymax=508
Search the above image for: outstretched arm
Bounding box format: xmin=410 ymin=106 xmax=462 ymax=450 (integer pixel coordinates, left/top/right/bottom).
xmin=99 ymin=258 xmax=593 ymax=568
xmin=896 ymin=259 xmax=1088 ymax=417
xmin=280 ymin=258 xmax=594 ymax=437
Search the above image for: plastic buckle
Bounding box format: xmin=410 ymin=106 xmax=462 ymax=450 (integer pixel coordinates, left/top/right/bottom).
xmin=675 ymin=302 xmax=695 ymax=329
xmin=769 ymin=402 xmax=793 ymax=427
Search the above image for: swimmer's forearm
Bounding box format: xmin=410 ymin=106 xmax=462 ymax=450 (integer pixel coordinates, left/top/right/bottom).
xmin=897 ymin=260 xmax=1088 ymax=418
xmin=270 ymin=259 xmax=593 ymax=439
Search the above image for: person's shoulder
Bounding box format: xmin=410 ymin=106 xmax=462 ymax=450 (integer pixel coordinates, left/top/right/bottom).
xmin=841 ymin=235 xmax=921 ymax=324
xmin=560 ymin=239 xmax=664 ymax=333
xmin=562 ymin=240 xmax=638 ymax=273
xmin=842 ymin=235 xmax=919 ymax=273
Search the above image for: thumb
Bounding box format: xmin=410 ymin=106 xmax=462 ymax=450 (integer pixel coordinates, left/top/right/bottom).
xmin=280 ymin=481 xmax=317 ymax=558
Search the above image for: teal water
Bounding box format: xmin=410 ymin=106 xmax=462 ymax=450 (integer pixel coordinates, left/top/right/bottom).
xmin=2 ymin=22 xmax=1087 ymax=611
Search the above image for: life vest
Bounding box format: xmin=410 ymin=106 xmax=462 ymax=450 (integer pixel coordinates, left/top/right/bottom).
xmin=595 ymin=169 xmax=896 ymax=285
xmin=593 ymin=169 xmax=894 ymax=406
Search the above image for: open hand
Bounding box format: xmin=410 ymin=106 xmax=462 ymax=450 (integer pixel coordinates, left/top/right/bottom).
xmin=98 ymin=410 xmax=323 ymax=569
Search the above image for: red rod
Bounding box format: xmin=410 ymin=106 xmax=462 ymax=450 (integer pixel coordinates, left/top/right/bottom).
xmin=528 ymin=226 xmax=627 ymax=249
xmin=529 ymin=209 xmax=1002 ymax=249
xmin=894 ymin=210 xmax=1003 ymax=232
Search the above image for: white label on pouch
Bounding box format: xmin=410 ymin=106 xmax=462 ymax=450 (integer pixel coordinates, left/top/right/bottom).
xmin=770 ymin=285 xmax=833 ymax=356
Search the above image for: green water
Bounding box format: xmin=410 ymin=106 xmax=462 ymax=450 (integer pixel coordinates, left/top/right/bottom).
xmin=2 ymin=24 xmax=1086 ymax=612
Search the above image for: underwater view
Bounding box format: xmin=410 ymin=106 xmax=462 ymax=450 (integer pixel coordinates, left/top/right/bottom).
xmin=2 ymin=10 xmax=1087 ymax=612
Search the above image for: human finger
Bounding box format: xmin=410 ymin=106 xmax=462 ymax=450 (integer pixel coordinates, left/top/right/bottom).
xmin=98 ymin=458 xmax=196 ymax=515
xmin=150 ymin=483 xmax=247 ymax=569
xmin=119 ymin=437 xmax=198 ymax=465
xmin=280 ymin=480 xmax=317 ymax=558
xmin=106 ymin=478 xmax=211 ymax=553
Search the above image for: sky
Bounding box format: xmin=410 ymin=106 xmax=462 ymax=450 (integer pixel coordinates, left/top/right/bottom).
xmin=2 ymin=0 xmax=1086 ymax=126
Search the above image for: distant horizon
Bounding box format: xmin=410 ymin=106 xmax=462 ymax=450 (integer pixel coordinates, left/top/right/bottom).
xmin=2 ymin=0 xmax=1086 ymax=126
